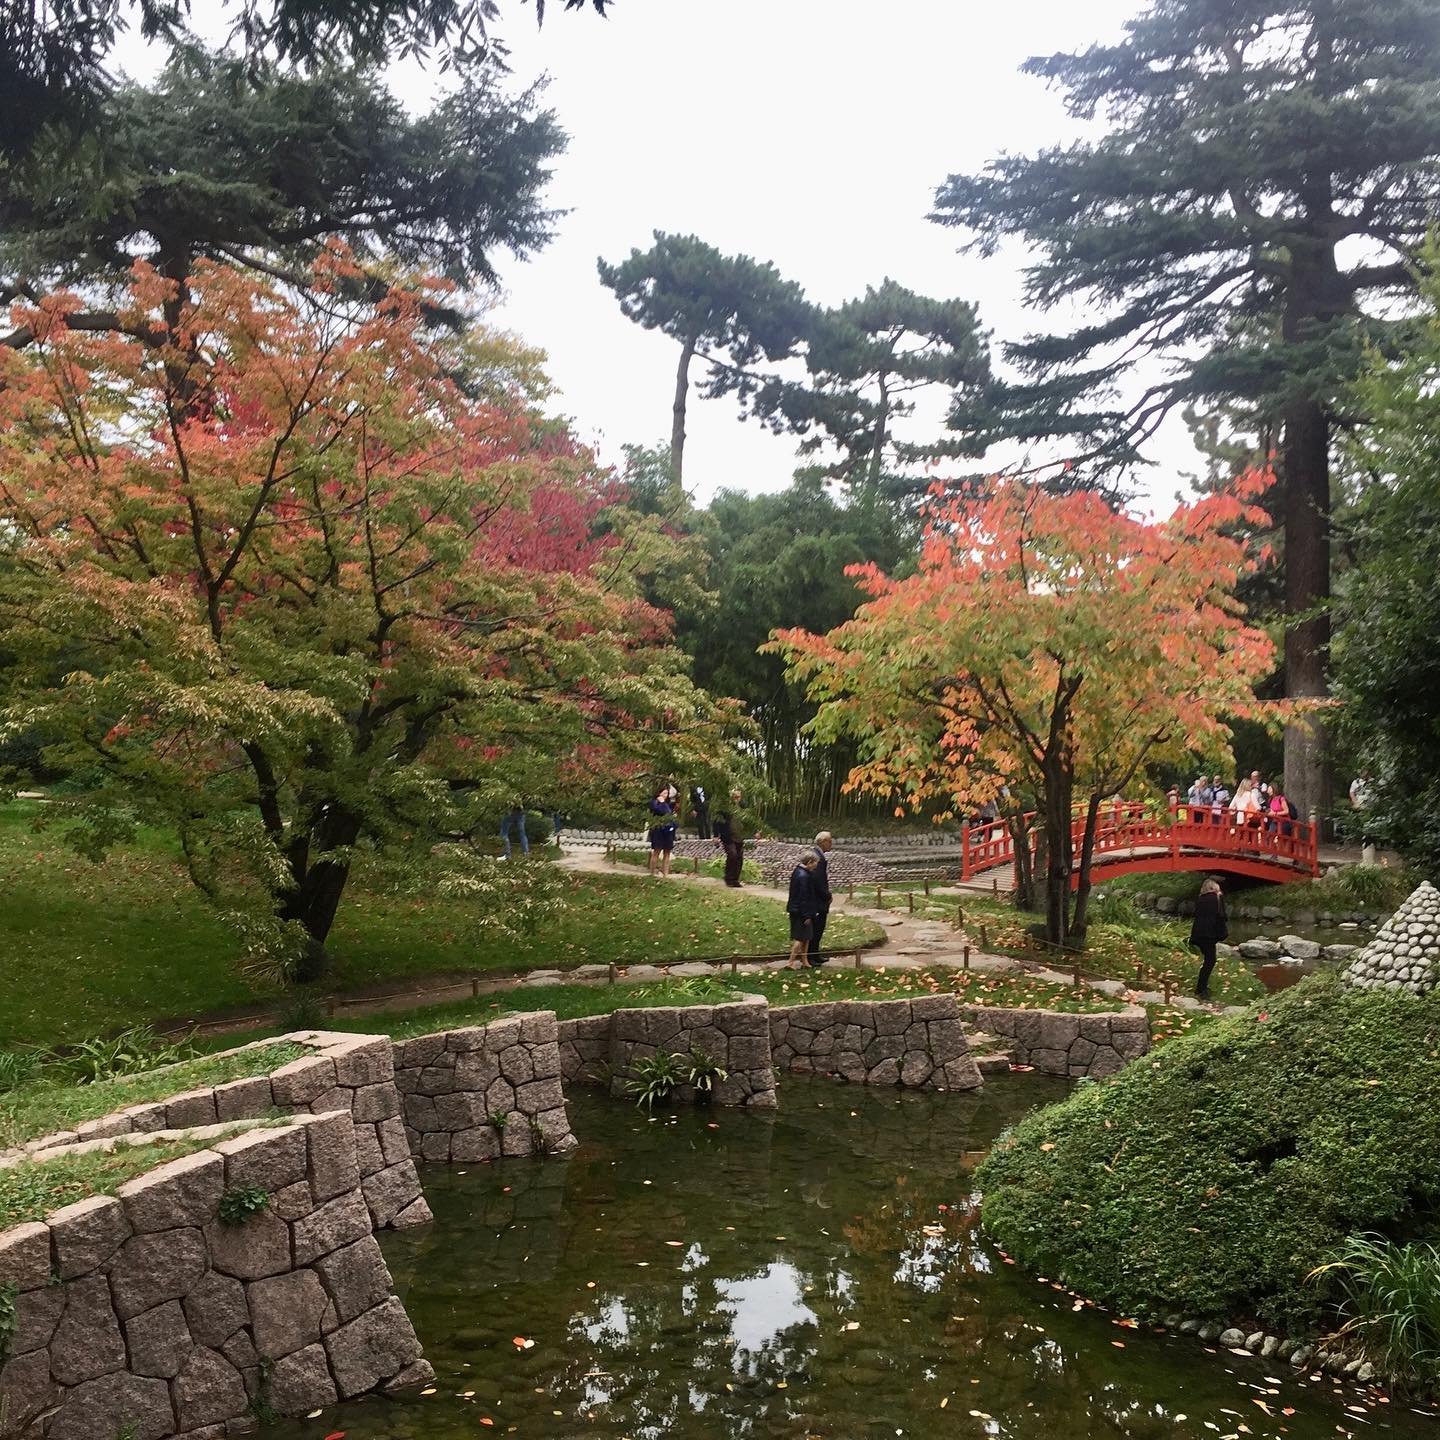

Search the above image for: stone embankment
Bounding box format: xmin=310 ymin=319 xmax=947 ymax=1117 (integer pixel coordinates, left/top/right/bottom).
xmin=1 ymin=1112 xmax=429 ymax=1440
xmin=954 ymin=1007 xmax=1149 ymax=1077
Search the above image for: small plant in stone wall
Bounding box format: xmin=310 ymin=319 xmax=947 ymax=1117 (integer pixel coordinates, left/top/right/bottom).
xmin=685 ymin=1049 xmax=728 ymax=1104
xmin=0 ymin=1281 xmax=17 ymax=1363
xmin=625 ymin=1050 xmax=686 ymax=1110
xmin=217 ymin=1185 xmax=271 ymax=1226
xmin=528 ymin=1116 xmax=548 ymax=1153
xmin=488 ymin=1110 xmax=511 ymax=1131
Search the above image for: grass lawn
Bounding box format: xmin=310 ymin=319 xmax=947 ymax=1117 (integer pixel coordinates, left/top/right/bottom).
xmin=0 ymin=1042 xmax=307 ymax=1151
xmin=1100 ymin=863 xmax=1417 ymax=918
xmin=612 ymin=848 xmax=763 ymax=884
xmin=0 ymin=803 xmax=884 ymax=1048
xmin=0 ymin=1123 xmax=283 ymax=1229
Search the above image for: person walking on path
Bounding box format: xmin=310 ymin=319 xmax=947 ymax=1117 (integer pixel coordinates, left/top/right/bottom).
xmin=1190 ymin=876 xmax=1228 ymax=1002
xmin=647 ymin=785 xmax=679 ymax=876
xmin=808 ymin=831 xmax=834 ymax=967
xmin=786 ymin=851 xmax=821 ymax=969
xmin=501 ymin=805 xmax=529 ymax=860
xmin=689 ymin=783 xmax=712 ymax=840
xmin=713 ymin=789 xmax=750 ymax=887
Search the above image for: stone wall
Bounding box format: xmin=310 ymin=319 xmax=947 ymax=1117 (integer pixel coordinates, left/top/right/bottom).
xmin=557 ymin=999 xmax=777 ymax=1107
xmin=0 ymin=1112 xmax=432 ymax=1440
xmin=769 ymin=996 xmax=983 ymax=1090
xmin=4 ymin=1034 xmax=431 ymax=1235
xmin=392 ymin=1011 xmax=576 ymax=1163
xmin=957 ymin=1006 xmax=1150 ymax=1077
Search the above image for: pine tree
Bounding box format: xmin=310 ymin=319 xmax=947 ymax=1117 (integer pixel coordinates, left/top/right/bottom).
xmin=931 ymin=0 xmax=1440 ymax=817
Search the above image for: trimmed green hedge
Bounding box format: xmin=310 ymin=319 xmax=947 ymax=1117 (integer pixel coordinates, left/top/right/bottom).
xmin=976 ymin=972 xmax=1440 ymax=1330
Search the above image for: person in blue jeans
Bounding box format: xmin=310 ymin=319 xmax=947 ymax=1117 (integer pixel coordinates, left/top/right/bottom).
xmin=501 ymin=806 xmax=529 ymax=860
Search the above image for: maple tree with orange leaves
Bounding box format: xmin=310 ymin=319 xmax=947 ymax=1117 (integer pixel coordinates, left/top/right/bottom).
xmin=0 ymin=250 xmax=745 ymax=982
xmin=770 ymin=474 xmax=1279 ymax=945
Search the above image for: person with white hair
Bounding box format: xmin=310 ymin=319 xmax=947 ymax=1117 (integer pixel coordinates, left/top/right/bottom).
xmin=808 ymin=831 xmax=834 ymax=967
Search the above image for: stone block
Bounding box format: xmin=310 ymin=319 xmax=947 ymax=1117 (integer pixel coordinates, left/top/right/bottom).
xmin=1037 ymin=1013 xmax=1080 ymax=1052
xmin=312 ymin=1236 xmax=393 ymax=1326
xmin=729 ymin=1036 xmax=771 ymax=1070
xmin=910 ymin=994 xmax=957 ymax=1021
xmin=0 ymin=1346 xmax=60 ymax=1434
xmin=867 ymin=1057 xmax=901 ymax=1086
xmin=1068 ymin=1036 xmax=1097 ymax=1066
xmin=1089 ymin=1046 xmax=1125 ymax=1077
xmin=530 ymin=1041 xmax=562 ymax=1080
xmin=118 ymin=1149 xmax=224 ymax=1234
xmin=519 ymin=1012 xmax=558 ymax=1045
xmin=645 ymin=1009 xmax=682 ymax=1046
xmin=1112 ymin=1030 xmax=1150 ymax=1061
xmin=444 ymin=1025 xmax=490 ymax=1053
xmin=382 ymin=1358 xmax=435 ymax=1393
xmin=902 ymin=1021 xmax=929 ymax=1051
xmin=294 ymin=1190 xmax=372 ymax=1265
xmin=377 ymin=1117 xmax=411 ymax=1167
xmin=165 ymin=1089 xmax=220 ymax=1129
xmin=873 ymin=1002 xmax=913 ymax=1036
xmin=611 ymin=1010 xmax=648 ymax=1043
xmin=1109 ymin=1011 xmax=1150 ymax=1033
xmin=213 ymin=1076 xmax=274 ymax=1122
xmin=270 ymin=1057 xmax=337 ymax=1108
xmin=74 ymin=1113 xmax=133 ymax=1142
xmin=420 ymin=1133 xmax=452 ymax=1162
xmin=304 ymin=1111 xmax=361 ymax=1202
xmin=49 ymin=1194 xmax=131 ymax=1279
xmin=51 ymin=1273 xmax=126 ymax=1384
xmin=184 ymin=1269 xmax=250 ymax=1348
xmin=204 ymin=1208 xmax=291 ymax=1282
xmin=267 ymin=1342 xmax=339 ymax=1415
xmin=308 ymin=1086 xmax=352 ymax=1115
xmin=352 ymin=1123 xmax=384 ymax=1176
xmin=392 ymin=1197 xmax=433 ymax=1228
xmin=716 ymin=1003 xmax=766 ymax=1037
xmin=10 ymin=1282 xmax=65 ymax=1354
xmin=123 ymin=1102 xmax=172 ymax=1133
xmin=862 ymin=1033 xmax=904 ymax=1065
xmin=433 ymin=1092 xmax=485 ymax=1132
xmin=126 ymin=1299 xmax=193 ymax=1378
xmin=46 ymin=1370 xmax=174 ymax=1440
xmin=941 ymin=1058 xmax=984 ymax=1092
xmin=1011 ymin=1011 xmax=1045 ymax=1052
xmin=350 ymin=1082 xmax=401 ymax=1123
xmin=393 ymin=1033 xmax=445 ymax=1068
xmin=899 ymin=1052 xmax=933 ymax=1087
xmin=453 ymin=1050 xmax=501 ymax=1090
xmin=247 ymin=1270 xmax=331 ymax=1359
xmin=173 ymin=1347 xmax=248 ymax=1431
xmin=271 ymin=1181 xmax=316 ymax=1222
xmin=0 ymin=1222 xmax=50 ymax=1291
xmin=925 ymin=1022 xmax=968 ymax=1065
xmin=417 ymin=1065 xmax=458 ymax=1095
xmin=515 ymin=1077 xmax=564 ymax=1114
xmin=330 ymin=1038 xmax=395 ymax=1088
xmin=110 ymin=1227 xmax=209 ymax=1317
xmin=1028 ymin=1048 xmax=1069 ymax=1075
xmin=500 ymin=1122 xmax=534 ymax=1157
xmin=485 ymin=1079 xmax=516 ymax=1114
xmin=450 ymin=1126 xmax=499 ymax=1163
xmin=325 ymin=1298 xmax=423 ymax=1398
xmin=402 ymin=1094 xmax=439 ymax=1132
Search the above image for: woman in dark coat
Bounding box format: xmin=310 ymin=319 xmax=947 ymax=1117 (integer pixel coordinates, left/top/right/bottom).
xmin=1190 ymin=877 xmax=1228 ymax=1002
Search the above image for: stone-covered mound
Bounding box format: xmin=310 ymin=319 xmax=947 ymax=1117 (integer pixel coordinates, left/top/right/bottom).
xmin=1343 ymin=880 xmax=1440 ymax=994
xmin=670 ymin=839 xmax=886 ymax=887
xmin=975 ymin=972 xmax=1440 ymax=1330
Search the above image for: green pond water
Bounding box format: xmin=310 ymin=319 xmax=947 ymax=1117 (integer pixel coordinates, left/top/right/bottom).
xmin=271 ymin=1076 xmax=1432 ymax=1440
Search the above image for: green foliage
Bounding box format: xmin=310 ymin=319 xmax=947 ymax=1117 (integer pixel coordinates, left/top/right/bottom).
xmin=977 ymin=974 xmax=1440 ymax=1330
xmin=624 ymin=1050 xmax=686 ymax=1110
xmin=0 ymin=1042 xmax=307 ymax=1150
xmin=0 ymin=1049 xmax=42 ymax=1095
xmin=1 ymin=44 xmax=565 ymax=302
xmin=684 ymin=1049 xmax=728 ymax=1099
xmin=51 ymin=1027 xmax=184 ymax=1087
xmin=217 ymin=1185 xmax=272 ymax=1226
xmin=1313 ymin=1234 xmax=1440 ymax=1388
xmin=1336 ymin=243 xmax=1440 ymax=874
xmin=488 ymin=1110 xmax=510 ymax=1130
xmin=0 ymin=1282 xmax=15 ymax=1364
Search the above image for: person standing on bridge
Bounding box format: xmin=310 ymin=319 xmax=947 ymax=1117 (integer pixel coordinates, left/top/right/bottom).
xmin=1190 ymin=877 xmax=1228 ymax=1003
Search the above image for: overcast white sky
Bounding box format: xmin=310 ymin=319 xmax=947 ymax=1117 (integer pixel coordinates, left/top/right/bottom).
xmin=122 ymin=0 xmax=1202 ymax=511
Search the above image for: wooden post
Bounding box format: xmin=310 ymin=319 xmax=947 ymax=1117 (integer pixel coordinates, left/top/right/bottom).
xmin=853 ymin=950 xmax=862 ymax=970
xmin=956 ymin=903 xmax=964 ymax=929
xmin=907 ymin=891 xmax=915 ymax=914
xmin=992 ymin=877 xmax=999 ymax=897
xmin=924 ymin=875 xmax=931 ymax=897
xmin=608 ymin=963 xmax=616 ymax=985
xmin=1163 ymin=974 xmax=1174 ymax=1004
xmin=471 ymin=978 xmax=481 ymax=999
xmin=963 ymin=945 xmax=970 ymax=971
xmin=1072 ymin=964 xmax=1082 ymax=989
xmin=730 ymin=957 xmax=739 ymax=976
xmin=876 ymin=886 xmax=883 ymax=908
xmin=694 ymin=857 xmax=700 ymax=875
xmin=849 ymin=882 xmax=855 ymax=902
xmin=1135 ymin=963 xmax=1144 ymax=986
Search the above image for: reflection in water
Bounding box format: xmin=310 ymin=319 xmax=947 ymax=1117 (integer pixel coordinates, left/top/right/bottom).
xmin=265 ymin=1076 xmax=1423 ymax=1440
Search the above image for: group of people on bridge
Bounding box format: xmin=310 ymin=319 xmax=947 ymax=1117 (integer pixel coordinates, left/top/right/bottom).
xmin=1180 ymin=770 xmax=1298 ymax=835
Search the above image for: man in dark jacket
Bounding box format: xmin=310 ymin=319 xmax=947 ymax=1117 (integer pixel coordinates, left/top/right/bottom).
xmin=786 ymin=851 xmax=820 ymax=968
xmin=689 ymin=783 xmax=712 ymax=840
xmin=808 ymin=831 xmax=833 ymax=967
xmin=713 ymin=789 xmax=750 ymax=887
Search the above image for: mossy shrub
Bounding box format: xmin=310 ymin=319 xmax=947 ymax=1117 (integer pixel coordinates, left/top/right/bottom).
xmin=976 ymin=972 xmax=1440 ymax=1330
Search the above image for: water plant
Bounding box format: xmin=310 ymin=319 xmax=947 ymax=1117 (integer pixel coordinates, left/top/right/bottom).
xmin=1312 ymin=1233 xmax=1440 ymax=1387
xmin=684 ymin=1049 xmax=728 ymax=1102
xmin=624 ymin=1051 xmax=685 ymax=1110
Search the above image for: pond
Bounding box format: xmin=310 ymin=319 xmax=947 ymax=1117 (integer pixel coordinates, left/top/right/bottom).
xmin=269 ymin=1077 xmax=1431 ymax=1440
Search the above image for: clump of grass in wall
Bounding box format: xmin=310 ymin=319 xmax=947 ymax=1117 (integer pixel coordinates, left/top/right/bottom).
xmin=488 ymin=1111 xmax=510 ymax=1131
xmin=685 ymin=1049 xmax=728 ymax=1103
xmin=217 ymin=1186 xmax=271 ymax=1226
xmin=1312 ymin=1234 xmax=1440 ymax=1389
xmin=0 ymin=1281 xmax=17 ymax=1363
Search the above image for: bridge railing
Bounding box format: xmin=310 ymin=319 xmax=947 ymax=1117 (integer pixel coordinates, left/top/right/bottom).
xmin=960 ymin=797 xmax=1320 ymax=881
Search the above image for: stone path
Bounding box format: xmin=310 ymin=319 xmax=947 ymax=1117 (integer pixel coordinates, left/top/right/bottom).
xmin=559 ymin=849 xmax=1242 ymax=1016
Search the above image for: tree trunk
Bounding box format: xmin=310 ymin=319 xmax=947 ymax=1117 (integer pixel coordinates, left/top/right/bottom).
xmin=1068 ymin=794 xmax=1103 ymax=941
xmin=1042 ymin=760 xmax=1074 ymax=946
xmin=1281 ymin=393 xmax=1331 ymax=822
xmin=670 ymin=332 xmax=697 ymax=488
xmin=276 ymin=808 xmax=363 ymax=982
xmin=1008 ymin=807 xmax=1037 ymax=911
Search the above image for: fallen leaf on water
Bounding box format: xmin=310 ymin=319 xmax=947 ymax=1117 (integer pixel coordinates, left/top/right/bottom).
xmin=843 ymin=1321 xmax=860 ymax=1331
xmin=513 ymin=1337 xmax=535 ymax=1349
xmin=665 ymin=1241 xmax=683 ymax=1247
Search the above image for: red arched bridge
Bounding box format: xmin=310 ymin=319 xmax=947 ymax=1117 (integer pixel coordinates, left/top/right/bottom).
xmin=960 ymin=800 xmax=1320 ymax=887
